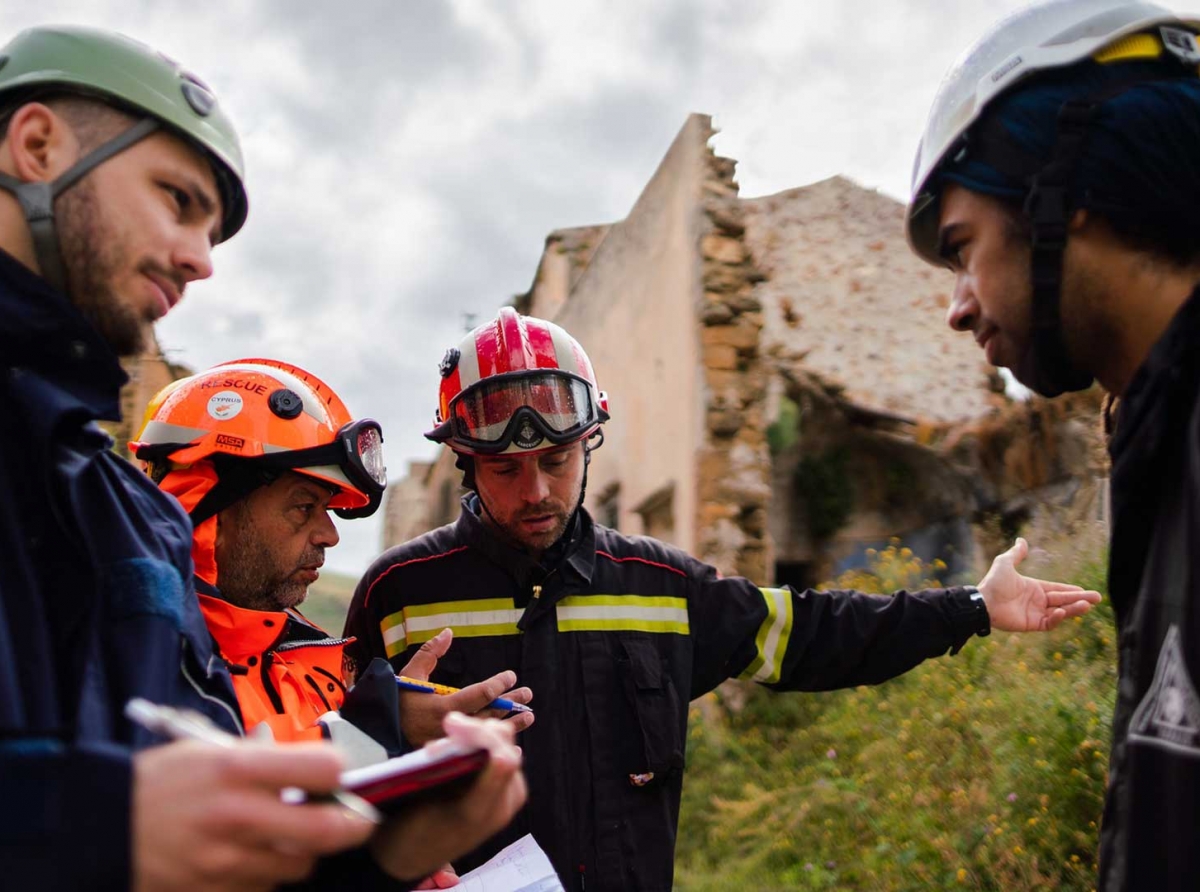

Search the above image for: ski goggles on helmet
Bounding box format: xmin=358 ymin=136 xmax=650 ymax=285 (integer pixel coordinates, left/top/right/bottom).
xmin=447 ymin=372 xmax=607 ymax=454
xmin=145 ymin=418 xmax=387 ymax=522
xmin=252 ymin=419 xmax=387 ymax=519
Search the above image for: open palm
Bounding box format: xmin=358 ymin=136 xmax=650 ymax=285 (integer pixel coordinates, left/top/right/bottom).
xmin=978 ymin=538 xmax=1102 ymax=632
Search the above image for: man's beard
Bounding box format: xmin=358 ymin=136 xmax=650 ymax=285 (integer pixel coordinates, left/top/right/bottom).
xmin=487 ymin=499 xmax=573 ymax=555
xmin=56 ymin=180 xmax=148 ymax=357
xmin=216 ymin=504 xmax=322 ymax=612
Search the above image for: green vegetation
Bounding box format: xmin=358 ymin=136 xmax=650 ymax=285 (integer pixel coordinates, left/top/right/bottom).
xmin=297 ymin=568 xmax=358 ymax=634
xmin=676 ymin=541 xmax=1115 ymax=891
xmin=767 ymin=396 xmax=801 ymax=456
xmin=795 ymin=448 xmax=854 ymax=540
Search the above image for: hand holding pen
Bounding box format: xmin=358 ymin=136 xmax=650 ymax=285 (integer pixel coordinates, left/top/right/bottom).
xmin=126 ymin=698 xmax=382 ymax=823
xmin=394 ymin=628 xmax=535 ymax=747
xmin=125 ymin=699 xmax=379 ymax=891
xmin=396 ymin=676 xmax=533 ymax=714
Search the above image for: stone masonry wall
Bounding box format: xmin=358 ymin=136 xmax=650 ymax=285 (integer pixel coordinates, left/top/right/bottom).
xmin=693 ymin=122 xmax=773 ymax=582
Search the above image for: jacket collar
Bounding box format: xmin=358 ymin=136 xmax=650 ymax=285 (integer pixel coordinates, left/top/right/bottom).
xmin=0 ymin=246 xmax=128 ymax=422
xmin=196 ymin=583 xmax=336 ymax=662
xmin=1111 ymin=283 xmax=1200 ymax=466
xmin=457 ymin=493 xmax=597 ymax=587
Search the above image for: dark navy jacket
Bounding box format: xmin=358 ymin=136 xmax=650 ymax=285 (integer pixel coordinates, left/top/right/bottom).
xmin=0 ymin=249 xmax=241 ymax=890
xmin=1100 ymin=285 xmax=1200 ymax=891
xmin=347 ymin=495 xmax=989 ymax=891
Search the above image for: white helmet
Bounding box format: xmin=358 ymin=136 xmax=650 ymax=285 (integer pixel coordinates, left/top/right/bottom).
xmin=907 ymin=0 xmax=1200 ymax=265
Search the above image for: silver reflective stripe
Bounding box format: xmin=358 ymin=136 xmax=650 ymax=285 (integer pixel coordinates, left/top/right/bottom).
xmin=137 ymin=419 xmax=211 ymax=444
xmin=556 ymin=595 xmax=689 ymax=634
xmin=739 ymin=587 xmax=793 ymax=685
xmin=406 ymin=608 xmax=524 ymax=637
xmin=380 ymin=598 xmax=522 ymax=657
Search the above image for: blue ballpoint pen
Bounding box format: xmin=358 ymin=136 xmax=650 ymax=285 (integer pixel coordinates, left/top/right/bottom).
xmin=395 ymin=675 xmax=532 ymax=714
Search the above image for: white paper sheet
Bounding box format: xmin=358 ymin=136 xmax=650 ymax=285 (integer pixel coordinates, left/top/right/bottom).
xmin=456 ymin=834 xmax=564 ymax=892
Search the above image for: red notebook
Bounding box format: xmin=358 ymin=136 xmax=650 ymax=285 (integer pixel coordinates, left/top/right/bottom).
xmin=341 ymin=743 xmax=489 ymax=813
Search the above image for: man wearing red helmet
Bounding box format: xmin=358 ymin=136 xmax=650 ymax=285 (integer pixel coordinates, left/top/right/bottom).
xmin=134 ymin=358 xmax=530 ymax=888
xmin=346 ymin=308 xmax=1102 ymax=891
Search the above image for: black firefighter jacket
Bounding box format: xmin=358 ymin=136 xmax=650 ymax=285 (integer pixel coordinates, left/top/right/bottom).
xmin=1099 ymin=284 xmax=1200 ymax=891
xmin=346 ymin=495 xmax=990 ymax=891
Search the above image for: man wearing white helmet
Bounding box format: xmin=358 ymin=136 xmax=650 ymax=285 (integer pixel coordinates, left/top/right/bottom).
xmin=908 ymin=2 xmax=1200 ymax=887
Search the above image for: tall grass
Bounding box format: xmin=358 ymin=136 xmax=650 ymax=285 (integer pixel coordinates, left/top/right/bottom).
xmin=676 ymin=537 xmax=1114 ymax=891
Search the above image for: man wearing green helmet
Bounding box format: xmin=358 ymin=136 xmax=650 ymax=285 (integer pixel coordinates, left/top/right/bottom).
xmin=0 ymin=24 xmax=516 ymax=892
xmin=908 ymin=1 xmax=1200 ymax=888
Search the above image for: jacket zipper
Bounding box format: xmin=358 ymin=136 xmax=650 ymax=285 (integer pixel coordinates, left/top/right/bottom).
xmin=275 ymin=637 xmax=352 ymax=652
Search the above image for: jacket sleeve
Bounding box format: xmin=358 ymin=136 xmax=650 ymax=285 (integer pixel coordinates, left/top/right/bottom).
xmin=344 ymin=567 xmax=388 ymax=681
xmin=0 ymin=740 xmax=133 ymax=890
xmin=686 ymin=561 xmax=989 ymax=699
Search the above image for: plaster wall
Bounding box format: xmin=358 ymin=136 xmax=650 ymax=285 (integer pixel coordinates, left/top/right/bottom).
xmin=554 ymin=115 xmax=712 ymax=551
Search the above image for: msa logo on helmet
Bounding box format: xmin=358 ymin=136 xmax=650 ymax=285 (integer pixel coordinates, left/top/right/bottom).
xmin=207 ymin=391 xmax=244 ymax=421
xmin=215 ymin=434 xmax=245 ymax=450
xmin=513 ymin=419 xmax=544 ymax=450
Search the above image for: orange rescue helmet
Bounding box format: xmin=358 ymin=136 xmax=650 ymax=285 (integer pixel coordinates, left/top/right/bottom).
xmin=131 ymin=358 xmax=386 ymax=520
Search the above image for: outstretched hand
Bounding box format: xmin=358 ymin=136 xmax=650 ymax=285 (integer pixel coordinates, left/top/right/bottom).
xmin=397 ymin=628 xmax=534 ymax=746
xmin=977 ymin=537 xmax=1102 ymax=632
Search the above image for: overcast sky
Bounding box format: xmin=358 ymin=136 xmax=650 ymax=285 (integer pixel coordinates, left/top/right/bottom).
xmin=1 ymin=0 xmax=1036 ymax=575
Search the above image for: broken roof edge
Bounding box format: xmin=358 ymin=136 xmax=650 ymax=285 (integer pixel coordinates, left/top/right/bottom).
xmin=515 ymin=113 xmax=721 ymax=319
xmin=740 ymin=173 xmax=895 ymax=207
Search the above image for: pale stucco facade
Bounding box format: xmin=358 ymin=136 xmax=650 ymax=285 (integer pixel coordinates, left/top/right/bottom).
xmin=384 ymin=114 xmax=1103 ymax=587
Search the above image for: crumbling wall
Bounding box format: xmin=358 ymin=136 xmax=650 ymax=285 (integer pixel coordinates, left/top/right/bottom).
xmin=693 ymin=124 xmax=773 ymax=581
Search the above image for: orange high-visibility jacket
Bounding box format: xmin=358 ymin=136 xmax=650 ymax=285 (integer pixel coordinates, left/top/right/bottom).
xmin=198 ymin=591 xmax=350 ymax=742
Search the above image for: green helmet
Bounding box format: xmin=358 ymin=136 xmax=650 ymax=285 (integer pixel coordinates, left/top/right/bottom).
xmin=0 ymin=25 xmax=248 ymax=291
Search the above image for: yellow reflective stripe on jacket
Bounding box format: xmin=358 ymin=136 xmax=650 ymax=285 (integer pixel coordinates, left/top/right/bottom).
xmin=379 ymin=598 xmax=522 ymax=657
xmin=739 ymin=587 xmax=794 ymax=684
xmin=556 ymin=595 xmax=689 ymax=635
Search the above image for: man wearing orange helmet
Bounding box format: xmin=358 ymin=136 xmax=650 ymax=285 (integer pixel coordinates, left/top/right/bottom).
xmin=346 ymin=308 xmax=1102 ymax=891
xmin=134 ymin=358 xmax=530 ymax=887
xmin=133 ymin=359 xmax=392 ymax=747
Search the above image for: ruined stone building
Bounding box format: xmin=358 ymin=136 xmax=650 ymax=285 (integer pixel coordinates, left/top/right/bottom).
xmin=99 ymin=335 xmax=191 ymax=459
xmin=384 ymin=114 xmax=1105 ymax=588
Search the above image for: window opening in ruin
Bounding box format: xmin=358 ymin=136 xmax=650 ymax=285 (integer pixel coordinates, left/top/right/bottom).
xmin=635 ymin=482 xmax=675 ymax=543
xmin=595 ymin=482 xmax=620 ymax=531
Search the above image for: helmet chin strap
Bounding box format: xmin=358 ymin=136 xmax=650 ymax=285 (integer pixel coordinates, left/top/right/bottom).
xmin=0 ymin=117 xmax=158 ymax=295
xmin=1013 ymin=100 xmax=1096 ymax=397
xmin=466 ymin=429 xmax=605 ymax=556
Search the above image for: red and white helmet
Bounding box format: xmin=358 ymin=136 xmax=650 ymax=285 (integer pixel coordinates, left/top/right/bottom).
xmin=427 ymin=307 xmax=609 ymax=456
